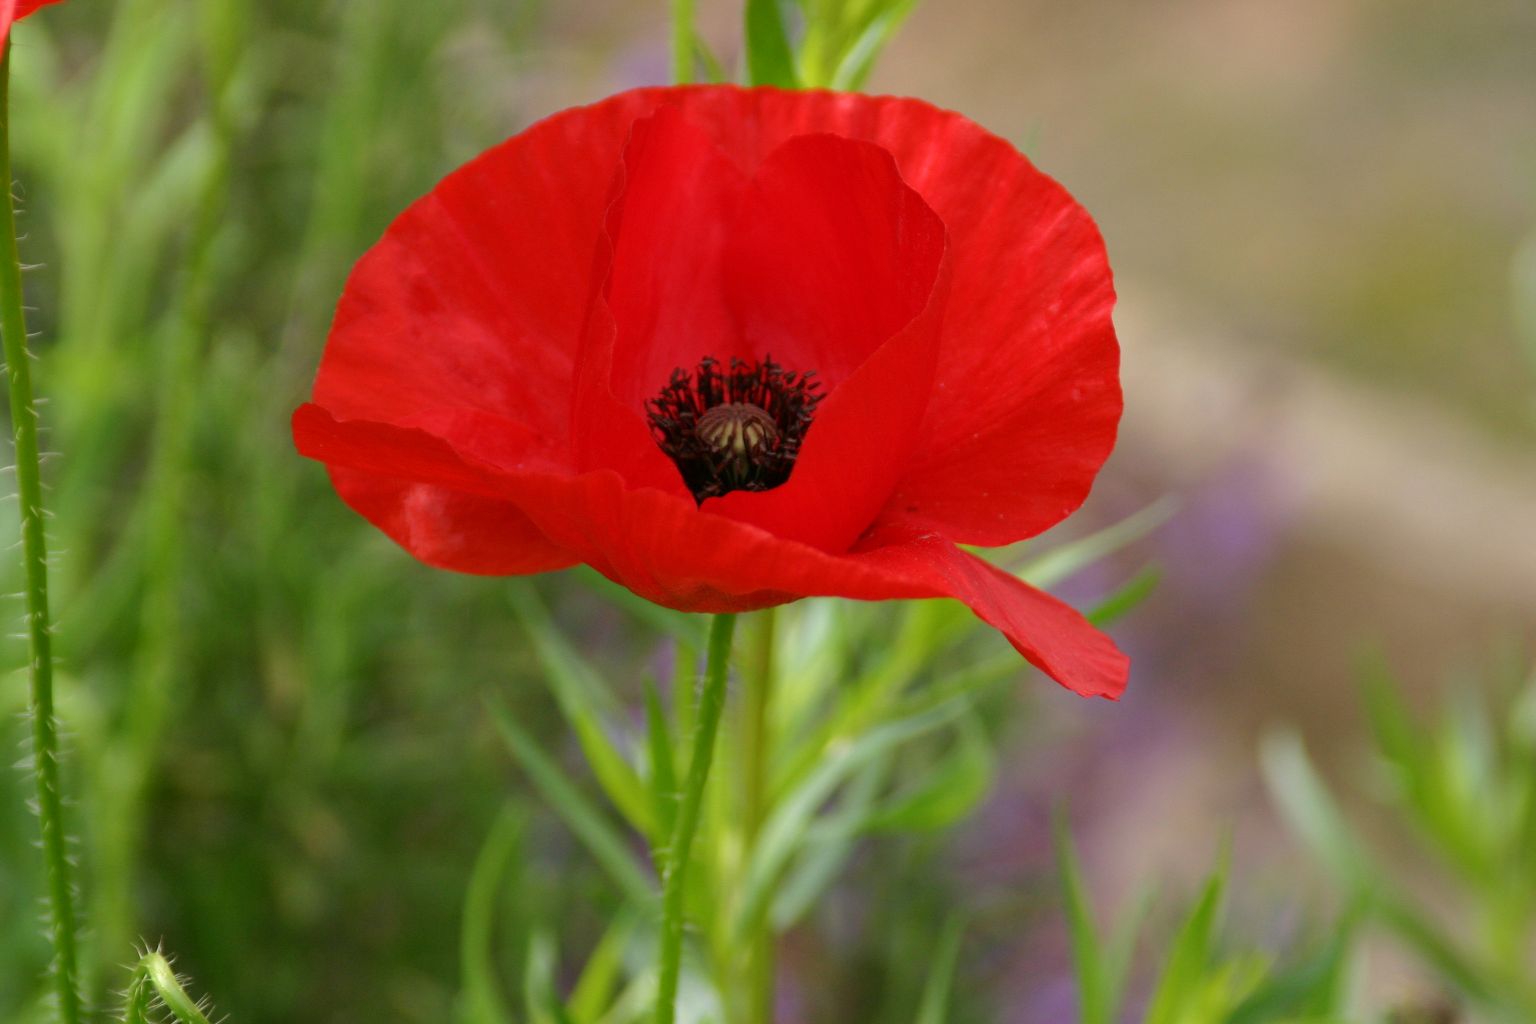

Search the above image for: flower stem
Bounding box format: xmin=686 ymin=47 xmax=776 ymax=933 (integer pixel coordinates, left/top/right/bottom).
xmin=654 ymin=612 xmax=736 ymax=1024
xmin=740 ymin=608 xmax=776 ymax=1024
xmin=671 ymin=0 xmax=696 ymax=84
xmin=0 ymin=39 xmax=82 ymax=1024
xmin=124 ymin=951 xmax=214 ymax=1024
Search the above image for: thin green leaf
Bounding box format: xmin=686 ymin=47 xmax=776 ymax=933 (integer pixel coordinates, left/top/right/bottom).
xmin=1228 ymin=915 xmax=1358 ymax=1024
xmin=459 ymin=807 xmax=523 ymax=1024
xmin=771 ymin=757 xmax=889 ymax=928
xmin=827 ymin=2 xmax=920 ymax=90
xmin=1375 ymin=897 xmax=1505 ymax=1012
xmin=490 ymin=700 xmax=656 ymax=911
xmin=914 ymin=915 xmax=966 ymax=1024
xmin=1055 ymin=812 xmax=1113 ymax=1024
xmin=736 ymin=698 xmax=969 ymax=939
xmin=1260 ymin=731 xmax=1372 ymax=891
xmin=693 ymin=32 xmax=729 ymax=84
xmin=745 ymin=0 xmax=801 ymax=87
xmin=864 ymin=714 xmax=995 ymax=832
xmin=524 ymin=931 xmax=576 ymax=1024
xmin=510 ymin=586 xmax=655 ymax=838
xmin=1017 ymin=498 xmax=1177 ymax=590
xmin=1144 ymin=855 xmax=1227 ymax=1024
xmin=1103 ymin=885 xmax=1154 ymax=1024
xmin=568 ymin=912 xmax=638 ymax=1024
xmin=1087 ymin=565 xmax=1162 ymax=626
xmin=643 ymin=678 xmax=679 ymax=850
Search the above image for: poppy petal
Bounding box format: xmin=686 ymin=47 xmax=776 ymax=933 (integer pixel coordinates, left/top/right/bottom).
xmin=571 ymin=104 xmax=747 ymax=494
xmin=652 ymin=87 xmax=1122 ymax=546
xmin=845 ymin=534 xmax=1128 ymax=699
xmin=314 ymin=89 xmax=662 ymax=446
xmin=705 ymin=133 xmax=950 ymax=552
xmin=293 ymin=404 xmax=573 ymax=575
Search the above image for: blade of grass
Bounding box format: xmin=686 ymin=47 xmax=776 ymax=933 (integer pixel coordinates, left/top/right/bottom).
xmin=490 ymin=700 xmax=655 ymax=911
xmin=745 ymin=0 xmax=800 ymax=87
xmin=1055 ymin=813 xmax=1112 ymax=1024
xmin=643 ymin=678 xmax=679 ymax=851
xmin=913 ymin=914 xmax=965 ymax=1024
xmin=510 ymin=586 xmax=655 ymax=837
xmin=736 ymin=698 xmax=968 ymax=941
xmin=1144 ymin=855 xmax=1228 ymax=1024
xmin=1017 ymin=498 xmax=1176 ymax=590
xmin=460 ymin=807 xmax=523 ymax=1024
xmin=568 ymin=912 xmax=637 ymax=1024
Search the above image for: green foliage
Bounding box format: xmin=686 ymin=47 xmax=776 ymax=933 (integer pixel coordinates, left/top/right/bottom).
xmin=1262 ymin=659 xmax=1536 ymax=1022
xmin=736 ymin=0 xmax=922 ymax=88
xmin=792 ymin=0 xmax=923 ymax=89
xmin=1056 ymin=817 xmax=1358 ymax=1024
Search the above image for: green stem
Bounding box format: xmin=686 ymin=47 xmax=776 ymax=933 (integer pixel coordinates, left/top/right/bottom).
xmin=654 ymin=612 xmax=736 ymax=1024
xmin=0 ymin=40 xmax=82 ymax=1024
xmin=123 ymin=952 xmax=214 ymax=1024
xmin=740 ymin=609 xmax=776 ymax=1024
xmin=671 ymin=0 xmax=695 ymax=84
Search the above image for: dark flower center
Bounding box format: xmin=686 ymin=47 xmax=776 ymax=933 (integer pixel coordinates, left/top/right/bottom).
xmin=646 ymin=356 xmax=823 ymax=502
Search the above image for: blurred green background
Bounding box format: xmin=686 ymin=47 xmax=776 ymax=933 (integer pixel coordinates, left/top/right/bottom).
xmin=0 ymin=0 xmax=1532 ymax=1021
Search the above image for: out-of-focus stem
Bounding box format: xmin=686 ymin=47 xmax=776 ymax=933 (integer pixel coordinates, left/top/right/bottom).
xmin=671 ymin=0 xmax=696 ymax=84
xmin=740 ymin=608 xmax=777 ymax=1024
xmin=0 ymin=39 xmax=83 ymax=1024
xmin=654 ymin=612 xmax=737 ymax=1024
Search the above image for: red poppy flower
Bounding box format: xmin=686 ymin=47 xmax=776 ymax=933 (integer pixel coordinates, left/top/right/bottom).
xmin=1 ymin=0 xmax=62 ymax=44
xmin=293 ymin=86 xmax=1128 ymax=698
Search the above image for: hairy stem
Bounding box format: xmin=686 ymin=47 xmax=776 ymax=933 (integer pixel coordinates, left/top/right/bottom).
xmin=123 ymin=952 xmax=214 ymax=1024
xmin=0 ymin=40 xmax=82 ymax=1024
xmin=653 ymin=612 xmax=736 ymax=1024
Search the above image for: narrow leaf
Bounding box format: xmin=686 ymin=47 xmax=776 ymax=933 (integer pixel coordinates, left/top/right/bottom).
xmin=1144 ymin=856 xmax=1227 ymax=1024
xmin=745 ymin=0 xmax=801 ymax=87
xmin=510 ymin=586 xmax=655 ymax=837
xmin=491 ymin=700 xmax=656 ymax=911
xmin=914 ymin=915 xmax=966 ymax=1024
xmin=459 ymin=807 xmax=523 ymax=1024
xmin=1054 ymin=812 xmax=1112 ymax=1024
xmin=737 ymin=699 xmax=968 ymax=939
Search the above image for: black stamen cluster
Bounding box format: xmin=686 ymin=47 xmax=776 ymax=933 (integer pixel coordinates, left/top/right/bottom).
xmin=646 ymin=356 xmax=823 ymax=502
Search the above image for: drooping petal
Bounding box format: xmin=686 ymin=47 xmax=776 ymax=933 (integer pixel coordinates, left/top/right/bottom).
xmin=846 ymin=533 xmax=1128 ymax=699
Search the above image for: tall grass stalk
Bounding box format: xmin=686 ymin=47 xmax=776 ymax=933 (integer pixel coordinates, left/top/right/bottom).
xmin=0 ymin=38 xmax=81 ymax=1024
